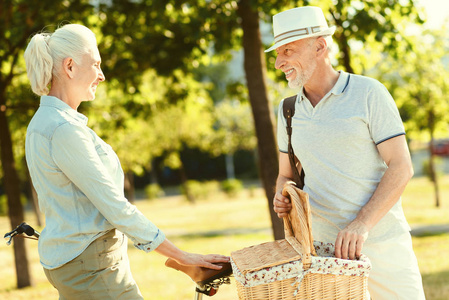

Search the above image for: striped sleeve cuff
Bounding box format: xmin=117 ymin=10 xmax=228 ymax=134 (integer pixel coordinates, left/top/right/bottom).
xmin=375 ymin=133 xmax=405 ymax=145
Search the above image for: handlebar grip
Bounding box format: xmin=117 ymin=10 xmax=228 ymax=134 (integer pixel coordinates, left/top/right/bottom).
xmin=21 ymin=223 xmax=35 ymax=236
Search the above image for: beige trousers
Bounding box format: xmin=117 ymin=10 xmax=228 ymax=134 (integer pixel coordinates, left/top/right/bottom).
xmin=363 ymin=232 xmax=426 ymax=300
xmin=44 ymin=229 xmax=143 ymax=300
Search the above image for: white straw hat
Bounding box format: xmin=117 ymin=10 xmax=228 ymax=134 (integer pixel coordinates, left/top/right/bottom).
xmin=265 ymin=6 xmax=336 ymax=52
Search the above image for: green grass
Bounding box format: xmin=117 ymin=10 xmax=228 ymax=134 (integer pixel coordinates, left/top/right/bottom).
xmin=413 ymin=234 xmax=449 ymax=300
xmin=402 ymin=176 xmax=449 ymax=225
xmin=0 ymin=178 xmax=448 ymax=299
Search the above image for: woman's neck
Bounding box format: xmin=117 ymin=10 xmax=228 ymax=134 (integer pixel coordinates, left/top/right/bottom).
xmin=48 ymin=82 xmax=80 ymax=110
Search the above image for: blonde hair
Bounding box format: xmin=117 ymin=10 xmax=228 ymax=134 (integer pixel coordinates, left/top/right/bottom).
xmin=24 ymin=24 xmax=97 ymax=96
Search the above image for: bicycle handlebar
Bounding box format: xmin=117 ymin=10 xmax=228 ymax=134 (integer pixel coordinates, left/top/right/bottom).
xmin=165 ymin=258 xmax=232 ymax=297
xmin=4 ymin=222 xmax=40 ymax=245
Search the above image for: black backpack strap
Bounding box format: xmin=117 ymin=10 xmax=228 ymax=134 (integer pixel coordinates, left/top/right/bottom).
xmin=283 ymin=95 xmax=305 ymax=189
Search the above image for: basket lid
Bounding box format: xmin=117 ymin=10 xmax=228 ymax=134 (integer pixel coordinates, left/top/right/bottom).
xmin=231 ymin=239 xmax=301 ymax=274
xmin=282 ymin=183 xmax=316 ymax=256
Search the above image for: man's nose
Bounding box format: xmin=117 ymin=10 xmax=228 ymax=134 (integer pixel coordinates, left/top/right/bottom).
xmin=275 ymin=55 xmax=284 ymax=70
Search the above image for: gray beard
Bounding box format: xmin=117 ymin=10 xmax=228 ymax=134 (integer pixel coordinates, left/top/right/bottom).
xmin=288 ymin=75 xmax=302 ymax=89
xmin=288 ymin=63 xmax=316 ymax=89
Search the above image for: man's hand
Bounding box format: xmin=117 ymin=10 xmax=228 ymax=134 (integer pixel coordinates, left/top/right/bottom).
xmin=273 ymin=190 xmax=292 ymax=218
xmin=334 ymin=219 xmax=369 ymax=260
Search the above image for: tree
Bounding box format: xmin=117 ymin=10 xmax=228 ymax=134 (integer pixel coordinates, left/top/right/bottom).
xmin=325 ymin=0 xmax=423 ymax=73
xmin=87 ymin=67 xmax=216 ymax=202
xmin=193 ymin=60 xmax=257 ymax=179
xmin=210 ymin=99 xmax=257 ymax=179
xmin=237 ymin=0 xmax=284 ymax=238
xmin=379 ymin=28 xmax=449 ymax=207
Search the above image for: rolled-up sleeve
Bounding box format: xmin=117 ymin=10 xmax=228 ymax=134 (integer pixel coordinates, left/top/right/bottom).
xmin=51 ymin=122 xmax=165 ymax=252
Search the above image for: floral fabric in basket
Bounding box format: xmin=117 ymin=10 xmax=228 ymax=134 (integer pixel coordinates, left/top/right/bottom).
xmin=231 ymin=240 xmax=371 ymax=288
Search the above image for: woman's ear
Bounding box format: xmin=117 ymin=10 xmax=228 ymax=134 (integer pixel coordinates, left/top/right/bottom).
xmin=62 ymin=57 xmax=75 ymax=79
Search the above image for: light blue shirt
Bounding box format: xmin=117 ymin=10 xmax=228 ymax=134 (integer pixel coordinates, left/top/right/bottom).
xmin=26 ymin=96 xmax=165 ymax=269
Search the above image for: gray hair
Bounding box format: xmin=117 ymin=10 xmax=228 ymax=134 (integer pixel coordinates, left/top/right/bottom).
xmin=24 ymin=24 xmax=97 ymax=96
xmin=322 ymin=35 xmax=334 ymax=53
xmin=309 ymin=34 xmax=334 ymax=54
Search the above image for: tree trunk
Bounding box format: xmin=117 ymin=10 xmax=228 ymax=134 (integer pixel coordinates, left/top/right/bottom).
xmin=329 ymin=9 xmax=354 ymax=74
xmin=179 ymin=158 xmax=195 ymax=204
xmin=124 ymin=171 xmax=135 ymax=203
xmin=225 ymin=153 xmax=235 ymax=179
xmin=26 ymin=165 xmax=42 ymax=227
xmin=0 ymin=98 xmax=33 ymax=288
xmin=429 ymin=132 xmax=440 ymax=207
xmin=29 ymin=178 xmax=42 ymax=227
xmin=149 ymin=158 xmax=159 ymax=184
xmin=237 ymin=0 xmax=284 ymax=240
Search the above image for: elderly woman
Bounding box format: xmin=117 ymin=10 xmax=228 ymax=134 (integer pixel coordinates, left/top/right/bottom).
xmin=24 ymin=24 xmax=228 ymax=299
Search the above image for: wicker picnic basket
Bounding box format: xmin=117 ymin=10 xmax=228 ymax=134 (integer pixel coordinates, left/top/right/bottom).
xmin=230 ymin=183 xmax=371 ymax=299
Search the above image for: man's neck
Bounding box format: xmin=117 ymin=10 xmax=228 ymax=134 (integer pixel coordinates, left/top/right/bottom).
xmin=303 ymin=67 xmax=340 ymax=107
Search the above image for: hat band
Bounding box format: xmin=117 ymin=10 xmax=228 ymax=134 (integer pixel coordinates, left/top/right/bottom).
xmin=274 ymin=26 xmax=326 ymax=44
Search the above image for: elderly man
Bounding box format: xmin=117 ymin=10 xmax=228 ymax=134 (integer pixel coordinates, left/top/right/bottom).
xmin=269 ymin=6 xmax=425 ymax=299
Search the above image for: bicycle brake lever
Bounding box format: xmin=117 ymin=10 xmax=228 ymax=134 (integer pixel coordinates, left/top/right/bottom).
xmin=4 ymin=222 xmax=27 ymax=246
xmin=5 ymin=236 xmax=13 ymax=246
xmin=4 ymin=231 xmax=17 ymax=246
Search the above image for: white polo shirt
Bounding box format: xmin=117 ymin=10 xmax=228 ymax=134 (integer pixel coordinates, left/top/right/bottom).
xmin=277 ymin=71 xmax=411 ymax=244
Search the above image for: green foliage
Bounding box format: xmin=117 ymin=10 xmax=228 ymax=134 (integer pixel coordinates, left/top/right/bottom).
xmin=221 ymin=178 xmax=243 ymax=198
xmin=0 ymin=195 xmax=7 ymax=216
xmin=378 ymin=28 xmax=449 ymax=141
xmin=97 ymin=0 xmax=241 ymax=90
xmin=144 ymin=183 xmax=165 ymax=200
xmin=0 ymin=194 xmax=28 ymax=216
xmin=180 ymin=180 xmax=220 ymax=201
xmin=87 ymin=68 xmax=215 ymax=175
xmin=208 ymin=99 xmax=256 ymax=157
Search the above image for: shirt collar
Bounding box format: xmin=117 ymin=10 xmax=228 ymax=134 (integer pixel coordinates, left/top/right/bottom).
xmin=40 ymin=96 xmax=88 ymax=125
xmin=297 ymin=70 xmax=350 ymax=102
xmin=329 ymin=70 xmax=350 ymax=96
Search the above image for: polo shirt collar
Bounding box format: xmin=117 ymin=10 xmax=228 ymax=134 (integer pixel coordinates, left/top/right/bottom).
xmin=329 ymin=70 xmax=350 ymax=96
xmin=40 ymin=95 xmax=88 ymax=125
xmin=297 ymin=70 xmax=350 ymax=102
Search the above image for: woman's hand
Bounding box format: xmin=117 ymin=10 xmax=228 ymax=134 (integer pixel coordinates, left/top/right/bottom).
xmin=156 ymin=238 xmax=229 ymax=270
xmin=176 ymin=252 xmax=230 ymax=270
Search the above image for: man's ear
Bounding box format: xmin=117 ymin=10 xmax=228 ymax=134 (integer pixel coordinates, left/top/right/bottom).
xmin=315 ymin=37 xmax=327 ymax=57
xmin=62 ymin=57 xmax=75 ymax=79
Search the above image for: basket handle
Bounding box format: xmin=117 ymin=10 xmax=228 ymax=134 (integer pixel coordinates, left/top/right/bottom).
xmin=282 ymin=183 xmax=316 ymax=269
